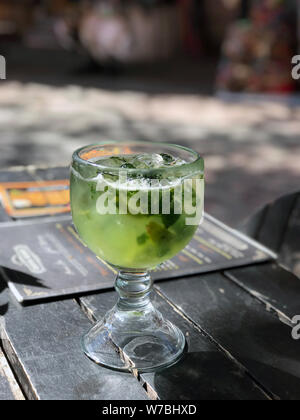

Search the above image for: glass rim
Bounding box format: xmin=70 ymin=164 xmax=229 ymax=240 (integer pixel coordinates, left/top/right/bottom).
xmin=72 ymin=141 xmax=204 ymax=175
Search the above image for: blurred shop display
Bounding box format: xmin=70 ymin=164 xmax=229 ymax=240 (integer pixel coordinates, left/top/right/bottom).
xmin=0 ymin=0 xmax=298 ymax=93
xmin=203 ymin=0 xmax=240 ymax=52
xmin=78 ymin=0 xmax=180 ymax=63
xmin=217 ymin=0 xmax=298 ymax=93
xmin=0 ymin=0 xmax=241 ymax=62
xmin=0 ymin=0 xmax=34 ymax=40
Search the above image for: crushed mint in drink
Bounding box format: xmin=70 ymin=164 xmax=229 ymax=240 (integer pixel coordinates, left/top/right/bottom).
xmin=160 ymin=153 xmax=176 ymax=164
xmin=121 ymin=163 xmax=135 ymax=169
xmin=146 ymin=222 xmax=174 ymax=258
xmin=161 ymin=213 xmax=181 ymax=229
xmin=137 ymin=233 xmax=149 ymax=245
xmin=71 ymin=150 xmax=203 ymax=270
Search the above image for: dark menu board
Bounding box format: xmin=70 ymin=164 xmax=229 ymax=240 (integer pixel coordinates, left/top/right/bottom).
xmin=0 ymin=214 xmax=277 ymax=303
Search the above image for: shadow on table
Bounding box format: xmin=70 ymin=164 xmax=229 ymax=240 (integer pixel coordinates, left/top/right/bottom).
xmin=0 ymin=268 xmax=49 ymax=315
xmin=153 ymin=349 xmax=300 ymax=400
xmin=152 ymin=350 xmax=252 ymax=400
xmin=4 ymin=47 xmax=218 ymax=96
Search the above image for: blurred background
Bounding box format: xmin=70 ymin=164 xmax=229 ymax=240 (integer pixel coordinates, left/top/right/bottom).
xmin=0 ymin=0 xmax=299 ymax=226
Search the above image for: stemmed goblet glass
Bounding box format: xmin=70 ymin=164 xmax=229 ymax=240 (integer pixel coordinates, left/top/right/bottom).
xmin=70 ymin=141 xmax=204 ymax=372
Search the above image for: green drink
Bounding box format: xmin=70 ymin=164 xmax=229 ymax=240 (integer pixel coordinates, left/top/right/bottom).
xmin=71 ymin=142 xmax=204 ymax=372
xmin=71 ymin=152 xmax=204 ymax=270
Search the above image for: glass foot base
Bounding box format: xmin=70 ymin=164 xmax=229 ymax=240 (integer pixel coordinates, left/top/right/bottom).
xmin=82 ymin=303 xmax=186 ymax=373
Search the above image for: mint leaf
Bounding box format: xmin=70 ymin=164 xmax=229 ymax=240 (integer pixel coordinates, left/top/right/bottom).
xmin=137 ymin=233 xmax=149 ymax=245
xmin=161 ymin=213 xmax=180 ymax=229
xmin=146 ymin=221 xmax=174 ymax=258
xmin=121 ymin=163 xmax=135 ymax=169
xmin=160 ymin=153 xmax=173 ymax=163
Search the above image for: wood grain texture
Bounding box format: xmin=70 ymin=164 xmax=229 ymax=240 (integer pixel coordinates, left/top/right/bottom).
xmin=243 ymin=192 xmax=299 ymax=260
xmin=225 ymin=263 xmax=300 ymax=323
xmin=0 ymin=348 xmax=24 ymax=400
xmin=1 ymin=167 xmax=299 ymax=400
xmin=257 ymin=192 xmax=298 ymax=252
xmin=155 ymin=271 xmax=300 ymax=400
xmin=279 ymin=195 xmax=300 ymax=277
xmin=0 ymin=280 xmax=148 ymax=401
xmin=241 ymin=205 xmax=268 ymax=241
xmin=80 ymin=292 xmax=268 ymax=400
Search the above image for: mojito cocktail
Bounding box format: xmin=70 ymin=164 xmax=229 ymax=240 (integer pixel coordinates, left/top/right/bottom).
xmin=70 ymin=142 xmax=204 ymax=372
xmin=71 ymin=153 xmax=203 ymax=270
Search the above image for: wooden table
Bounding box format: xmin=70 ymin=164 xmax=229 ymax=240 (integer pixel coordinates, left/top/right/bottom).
xmin=0 ymin=166 xmax=300 ymax=401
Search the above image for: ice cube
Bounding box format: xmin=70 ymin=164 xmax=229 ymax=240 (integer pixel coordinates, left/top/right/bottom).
xmin=132 ymin=154 xmax=164 ymax=169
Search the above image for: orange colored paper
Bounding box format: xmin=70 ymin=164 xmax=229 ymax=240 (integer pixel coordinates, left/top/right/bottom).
xmin=81 ymin=146 xmax=133 ymax=161
xmin=0 ymin=180 xmax=70 ymax=218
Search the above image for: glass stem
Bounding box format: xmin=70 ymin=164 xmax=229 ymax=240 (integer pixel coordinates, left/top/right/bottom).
xmin=115 ymin=271 xmax=153 ymax=310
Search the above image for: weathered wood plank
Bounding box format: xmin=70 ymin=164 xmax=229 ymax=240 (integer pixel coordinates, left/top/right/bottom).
xmin=0 ymin=280 xmax=148 ymax=401
xmin=155 ymin=271 xmax=300 ymax=400
xmin=0 ymin=348 xmax=24 ymax=400
xmin=243 ymin=192 xmax=300 ymax=277
xmin=241 ymin=205 xmax=268 ymax=240
xmin=225 ymin=263 xmax=300 ymax=323
xmin=80 ymin=292 xmax=268 ymax=400
xmin=245 ymin=192 xmax=299 ymax=253
xmin=279 ymin=195 xmax=300 ymax=277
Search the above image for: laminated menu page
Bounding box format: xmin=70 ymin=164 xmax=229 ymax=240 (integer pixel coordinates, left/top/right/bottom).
xmin=0 ymin=214 xmax=276 ymax=303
